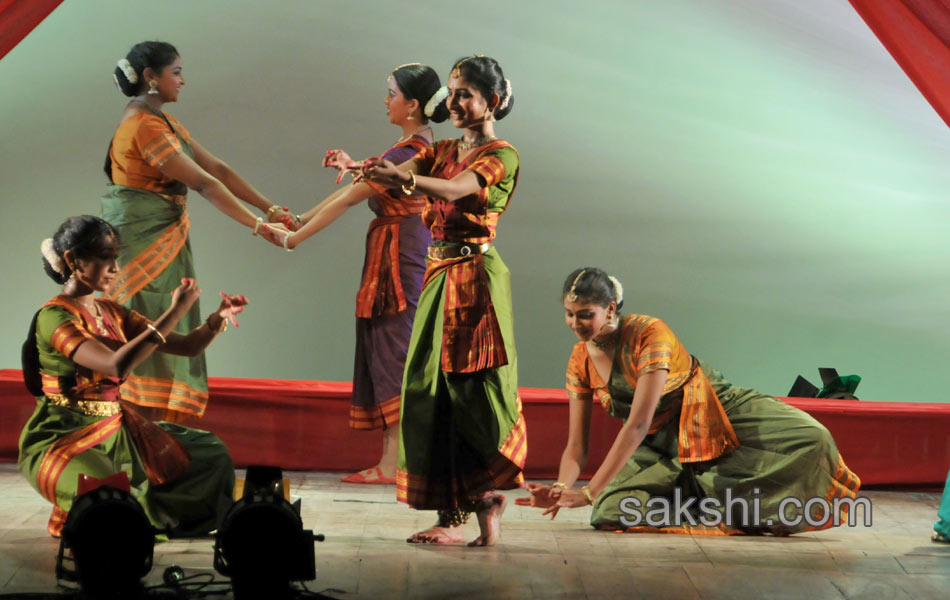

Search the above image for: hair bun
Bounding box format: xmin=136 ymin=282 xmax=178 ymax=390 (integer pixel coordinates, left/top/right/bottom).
xmin=40 ymin=238 xmax=65 ymax=276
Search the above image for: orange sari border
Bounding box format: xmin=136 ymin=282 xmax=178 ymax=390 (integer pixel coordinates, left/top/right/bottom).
xmin=106 ymin=211 xmax=190 ymax=305
xmin=36 ymin=414 xmax=123 ymax=505
xmin=349 ymin=395 xmax=401 ymax=430
xmin=120 ymin=375 xmax=208 ymax=417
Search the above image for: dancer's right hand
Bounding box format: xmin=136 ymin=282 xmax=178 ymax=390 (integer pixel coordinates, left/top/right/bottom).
xmin=170 ymin=278 xmax=201 ymax=313
xmin=514 ymin=483 xmax=563 ymax=519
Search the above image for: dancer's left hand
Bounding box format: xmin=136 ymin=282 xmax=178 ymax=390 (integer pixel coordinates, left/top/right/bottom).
xmin=216 ymin=292 xmax=248 ymax=328
xmin=323 ymin=149 xmax=362 ymax=184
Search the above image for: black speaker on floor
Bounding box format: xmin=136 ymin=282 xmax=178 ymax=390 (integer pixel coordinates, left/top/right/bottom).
xmin=213 ymin=466 xmax=320 ymax=600
xmin=56 ymin=472 xmax=154 ymax=598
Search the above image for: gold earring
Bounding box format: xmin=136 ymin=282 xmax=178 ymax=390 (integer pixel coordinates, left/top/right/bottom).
xmin=407 ymin=114 xmax=414 ymax=121
xmin=148 ymin=80 xmax=159 ymax=95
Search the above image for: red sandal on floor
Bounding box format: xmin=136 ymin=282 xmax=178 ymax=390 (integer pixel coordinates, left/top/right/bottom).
xmin=340 ymin=466 xmax=396 ymax=484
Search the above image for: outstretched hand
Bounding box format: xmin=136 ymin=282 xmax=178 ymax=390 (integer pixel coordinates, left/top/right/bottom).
xmin=216 ymin=292 xmax=248 ymax=328
xmin=514 ymin=483 xmax=564 ymax=519
xmin=323 ymin=149 xmax=362 ymax=184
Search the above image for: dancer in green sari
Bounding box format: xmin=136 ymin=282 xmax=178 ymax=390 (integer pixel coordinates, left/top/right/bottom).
xmin=103 ymin=41 xmax=289 ymax=421
xmin=518 ymin=268 xmax=861 ymax=535
xmin=361 ymin=56 xmax=524 ymax=546
xmin=20 ymin=216 xmax=245 ymax=537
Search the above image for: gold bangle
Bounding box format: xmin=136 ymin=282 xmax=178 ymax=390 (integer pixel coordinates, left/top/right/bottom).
xmin=145 ymin=323 xmax=166 ymax=344
xmin=401 ymin=171 xmax=417 ymax=195
xmin=252 ymin=217 xmax=263 ymax=236
xmin=207 ymin=315 xmax=228 ymax=333
xmin=266 ymin=204 xmax=281 ymax=219
xmin=550 ymin=482 xmax=567 ymax=490
xmin=581 ymin=485 xmax=595 ymax=505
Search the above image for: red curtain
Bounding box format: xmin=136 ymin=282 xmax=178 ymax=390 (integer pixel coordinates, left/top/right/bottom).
xmin=849 ymin=0 xmax=950 ymax=128
xmin=0 ymin=0 xmax=64 ymax=61
xmin=3 ymin=369 xmax=950 ymax=486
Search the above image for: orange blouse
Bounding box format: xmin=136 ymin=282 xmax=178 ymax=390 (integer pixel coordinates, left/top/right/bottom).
xmin=566 ymin=314 xmax=740 ymax=463
xmin=109 ymin=112 xmax=193 ymax=194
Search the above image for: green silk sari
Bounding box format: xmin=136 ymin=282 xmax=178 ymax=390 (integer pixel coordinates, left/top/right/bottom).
xmin=100 ymin=134 xmax=209 ymax=419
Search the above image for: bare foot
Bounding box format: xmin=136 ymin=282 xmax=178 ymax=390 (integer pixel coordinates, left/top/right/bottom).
xmin=468 ymin=493 xmax=507 ymax=547
xmin=407 ymin=524 xmax=464 ymax=544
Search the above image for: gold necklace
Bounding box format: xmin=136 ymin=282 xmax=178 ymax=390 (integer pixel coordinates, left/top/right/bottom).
xmin=458 ymin=135 xmax=497 ymax=151
xmin=396 ymin=126 xmax=431 ymax=145
xmin=90 ymin=302 xmax=107 ymax=335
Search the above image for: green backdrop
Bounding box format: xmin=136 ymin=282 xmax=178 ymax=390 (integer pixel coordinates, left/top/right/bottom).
xmin=1 ymin=0 xmax=947 ymax=402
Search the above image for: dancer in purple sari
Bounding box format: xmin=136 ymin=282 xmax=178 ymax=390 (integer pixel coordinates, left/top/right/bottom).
xmin=285 ymin=63 xmax=448 ymax=482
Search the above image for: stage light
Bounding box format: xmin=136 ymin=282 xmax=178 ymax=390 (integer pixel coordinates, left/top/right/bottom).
xmin=213 ymin=466 xmax=319 ymax=600
xmin=56 ymin=472 xmax=154 ymax=598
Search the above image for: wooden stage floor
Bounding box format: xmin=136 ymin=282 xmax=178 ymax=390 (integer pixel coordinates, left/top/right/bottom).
xmin=1 ymin=465 xmax=949 ymax=599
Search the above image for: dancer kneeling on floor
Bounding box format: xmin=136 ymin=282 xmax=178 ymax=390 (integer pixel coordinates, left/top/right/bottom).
xmin=517 ymin=268 xmax=861 ymax=535
xmin=19 ymin=215 xmax=241 ymax=538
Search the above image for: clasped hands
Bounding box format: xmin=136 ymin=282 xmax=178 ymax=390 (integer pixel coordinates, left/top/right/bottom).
xmin=514 ymin=482 xmax=593 ymax=520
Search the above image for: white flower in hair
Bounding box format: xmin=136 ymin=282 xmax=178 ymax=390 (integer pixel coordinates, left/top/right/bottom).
xmin=608 ymin=275 xmax=624 ymax=304
xmin=499 ymin=78 xmax=512 ymax=110
xmin=117 ymin=58 xmax=138 ymax=84
xmin=424 ymin=86 xmax=449 ymax=117
xmin=41 ymin=238 xmax=65 ymax=275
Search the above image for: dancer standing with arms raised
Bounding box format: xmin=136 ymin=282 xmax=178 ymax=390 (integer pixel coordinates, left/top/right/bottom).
xmin=103 ymin=41 xmax=290 ymax=423
xmin=361 ymin=55 xmax=524 ymax=546
xmin=285 ymin=63 xmax=448 ymax=483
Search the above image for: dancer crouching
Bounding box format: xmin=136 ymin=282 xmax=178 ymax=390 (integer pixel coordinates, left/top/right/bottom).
xmin=19 ymin=215 xmax=243 ymax=537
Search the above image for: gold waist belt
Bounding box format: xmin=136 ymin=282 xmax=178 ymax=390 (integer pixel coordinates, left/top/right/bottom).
xmin=46 ymin=393 xmax=121 ymax=417
xmin=427 ymin=242 xmax=492 ymax=260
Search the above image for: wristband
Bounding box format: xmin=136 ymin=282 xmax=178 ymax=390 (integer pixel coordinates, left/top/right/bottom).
xmin=581 ymin=485 xmax=595 ymax=505
xmin=401 ymin=171 xmax=417 ymax=195
xmin=146 ymin=323 xmax=166 ymax=344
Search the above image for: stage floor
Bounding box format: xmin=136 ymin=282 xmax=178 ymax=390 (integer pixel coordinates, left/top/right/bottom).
xmin=1 ymin=465 xmax=949 ymax=599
